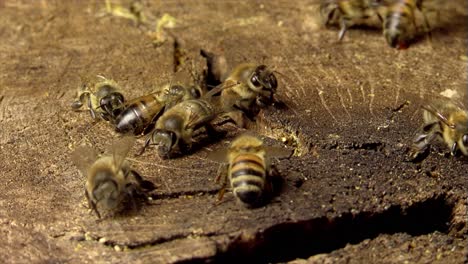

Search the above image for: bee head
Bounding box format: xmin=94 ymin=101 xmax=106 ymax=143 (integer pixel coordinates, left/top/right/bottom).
xmin=153 ymin=130 xmax=178 ymax=157
xmin=249 ymin=65 xmax=278 ymax=94
xmin=100 ymin=92 xmax=125 ymax=120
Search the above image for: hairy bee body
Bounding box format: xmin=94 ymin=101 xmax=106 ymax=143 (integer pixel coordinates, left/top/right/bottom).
xmin=72 ymin=138 xmax=154 ymax=218
xmin=115 ymin=84 xmax=198 ymax=135
xmin=381 ymin=0 xmax=420 ymax=48
xmin=320 ymin=0 xmax=378 ymax=40
xmin=411 ymin=100 xmax=468 ymax=157
xmin=71 ymin=77 xmax=125 ymax=122
xmin=213 ymin=135 xmax=271 ymax=207
xmin=142 ymin=98 xmax=216 ymax=158
xmin=220 ymin=63 xmax=278 ymax=127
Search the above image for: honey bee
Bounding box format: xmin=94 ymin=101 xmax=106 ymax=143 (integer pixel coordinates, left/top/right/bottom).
xmin=138 ymin=83 xmax=235 ymax=158
xmin=139 ymin=98 xmax=217 ymax=158
xmin=320 ymin=0 xmax=380 ymax=41
xmin=377 ymin=0 xmax=432 ymax=48
xmin=71 ymin=76 xmax=125 ymax=122
xmin=71 ymin=137 xmax=155 ymax=218
xmin=410 ymin=100 xmax=468 ymax=158
xmin=115 ymin=83 xmax=200 ymax=135
xmin=211 ymin=134 xmax=291 ymax=207
xmin=220 ymin=63 xmax=278 ymax=128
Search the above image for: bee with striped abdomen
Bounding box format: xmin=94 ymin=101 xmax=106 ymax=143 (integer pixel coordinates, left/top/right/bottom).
xmin=71 ymin=137 xmax=155 ymax=218
xmin=115 ymin=84 xmax=200 ymax=135
xmin=211 ymin=134 xmax=291 ymax=207
xmin=410 ymin=99 xmax=468 ymax=159
xmin=378 ymin=0 xmax=432 ymax=48
xmin=71 ymin=76 xmax=125 ymax=122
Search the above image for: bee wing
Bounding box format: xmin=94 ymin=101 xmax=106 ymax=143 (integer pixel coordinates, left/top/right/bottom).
xmin=203 ymin=80 xmax=239 ymax=99
xmin=109 ymin=136 xmax=136 ymax=170
xmin=71 ymin=145 xmax=98 ymax=177
xmin=421 ymin=104 xmax=455 ymax=129
xmin=206 ymin=148 xmax=228 ymax=163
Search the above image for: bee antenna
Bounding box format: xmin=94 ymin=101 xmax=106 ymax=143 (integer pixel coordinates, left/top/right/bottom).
xmin=421 ymin=105 xmax=456 ymax=129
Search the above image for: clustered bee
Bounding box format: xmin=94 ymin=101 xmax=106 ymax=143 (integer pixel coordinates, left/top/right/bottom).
xmin=320 ymin=0 xmax=379 ymax=41
xmin=115 ymin=83 xmax=201 ymax=135
xmin=219 ymin=63 xmax=278 ymax=128
xmin=139 ymin=90 xmax=219 ymax=158
xmin=71 ymin=76 xmax=125 ymax=122
xmin=71 ymin=49 xmax=286 ymax=214
xmin=320 ymin=0 xmax=434 ymax=48
xmin=72 ymin=137 xmax=155 ymax=218
xmin=212 ymin=134 xmax=291 ymax=207
xmin=410 ymin=100 xmax=468 ymax=159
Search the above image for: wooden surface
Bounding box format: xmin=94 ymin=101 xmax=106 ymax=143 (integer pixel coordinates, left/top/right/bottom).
xmin=0 ymin=0 xmax=467 ymax=263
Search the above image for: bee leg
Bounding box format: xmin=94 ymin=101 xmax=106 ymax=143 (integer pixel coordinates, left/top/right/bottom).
xmin=136 ymin=136 xmax=152 ymax=156
xmin=222 ymin=110 xmax=247 ymax=128
xmin=130 ymin=170 xmax=156 ymax=191
xmin=450 ymin=142 xmax=458 ymax=156
xmin=86 ymin=93 xmax=98 ymax=120
xmin=71 ymin=100 xmax=84 ymax=110
xmin=338 ymin=18 xmax=349 ymax=41
xmin=85 ymin=189 xmax=101 ymax=218
xmin=214 ymin=164 xmax=229 ymax=204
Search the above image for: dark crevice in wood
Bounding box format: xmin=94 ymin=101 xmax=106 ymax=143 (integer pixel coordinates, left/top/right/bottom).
xmin=212 ymin=193 xmax=454 ymax=263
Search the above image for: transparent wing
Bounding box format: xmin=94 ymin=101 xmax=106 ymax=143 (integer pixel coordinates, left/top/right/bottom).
xmin=71 ymin=145 xmax=98 ymax=177
xmin=108 ymin=136 xmax=136 ymax=170
xmin=203 ymin=80 xmax=239 ymax=99
xmin=206 ymin=148 xmax=228 ymax=163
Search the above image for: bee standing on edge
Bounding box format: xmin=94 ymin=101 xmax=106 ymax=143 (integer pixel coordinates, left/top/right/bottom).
xmin=220 ymin=63 xmax=278 ymax=128
xmin=71 ymin=76 xmax=125 ymax=122
xmin=410 ymin=100 xmax=468 ymax=159
xmin=114 ymin=84 xmax=201 ymax=135
xmin=211 ymin=134 xmax=291 ymax=208
xmin=71 ymin=137 xmax=155 ymax=218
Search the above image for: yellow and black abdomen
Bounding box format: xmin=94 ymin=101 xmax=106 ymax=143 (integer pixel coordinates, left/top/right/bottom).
xmin=229 ymin=153 xmax=266 ymax=206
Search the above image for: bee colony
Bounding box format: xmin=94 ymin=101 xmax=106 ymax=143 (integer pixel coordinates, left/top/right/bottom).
xmin=0 ymin=0 xmax=467 ymax=263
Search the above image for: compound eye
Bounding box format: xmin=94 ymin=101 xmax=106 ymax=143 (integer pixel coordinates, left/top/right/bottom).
xmin=250 ymin=74 xmax=262 ymax=90
xmin=463 ymin=135 xmax=468 ymax=146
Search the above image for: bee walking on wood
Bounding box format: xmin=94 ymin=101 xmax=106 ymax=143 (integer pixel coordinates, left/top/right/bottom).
xmin=377 ymin=0 xmax=432 ymax=48
xmin=71 ymin=76 xmax=125 ymax=122
xmin=114 ymin=84 xmax=200 ymax=135
xmin=219 ymin=63 xmax=278 ymax=128
xmin=138 ymin=87 xmax=222 ymax=158
xmin=71 ymin=137 xmax=155 ymax=218
xmin=320 ymin=0 xmax=380 ymax=41
xmin=410 ymin=100 xmax=468 ymax=159
xmin=211 ymin=134 xmax=291 ymax=207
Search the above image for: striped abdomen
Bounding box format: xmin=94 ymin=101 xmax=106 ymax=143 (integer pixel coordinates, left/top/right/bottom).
xmin=384 ymin=0 xmax=416 ymax=47
xmin=115 ymin=95 xmax=164 ymax=135
xmin=229 ymin=153 xmax=266 ymax=206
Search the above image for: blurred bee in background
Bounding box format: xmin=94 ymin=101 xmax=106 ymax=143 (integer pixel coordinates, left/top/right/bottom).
xmin=320 ymin=0 xmax=380 ymax=41
xmin=114 ymin=83 xmax=201 ymax=135
xmin=219 ymin=63 xmax=278 ymax=128
xmin=138 ymin=85 xmax=224 ymax=158
xmin=71 ymin=76 xmax=125 ymax=122
xmin=200 ymin=48 xmax=228 ymax=88
xmin=71 ymin=137 xmax=155 ymax=218
xmin=210 ymin=134 xmax=291 ymax=207
xmin=410 ymin=100 xmax=468 ymax=159
xmin=376 ymin=0 xmax=433 ymax=49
